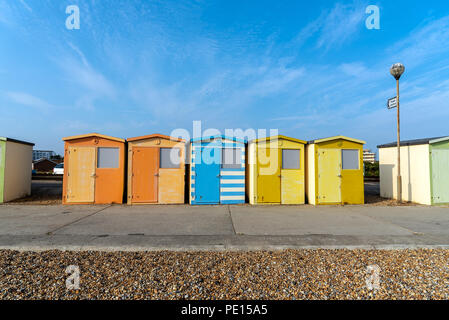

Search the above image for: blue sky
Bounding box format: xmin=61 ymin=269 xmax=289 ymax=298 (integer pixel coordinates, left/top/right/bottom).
xmin=1 ymin=0 xmax=449 ymax=155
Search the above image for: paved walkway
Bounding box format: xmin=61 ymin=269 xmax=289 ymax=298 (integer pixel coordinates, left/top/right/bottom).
xmin=1 ymin=204 xmax=449 ymax=250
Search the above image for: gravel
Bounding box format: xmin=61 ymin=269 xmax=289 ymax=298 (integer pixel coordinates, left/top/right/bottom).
xmin=1 ymin=249 xmax=448 ymax=299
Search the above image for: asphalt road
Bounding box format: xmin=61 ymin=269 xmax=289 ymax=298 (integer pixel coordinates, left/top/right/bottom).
xmin=1 ymin=201 xmax=449 ymax=251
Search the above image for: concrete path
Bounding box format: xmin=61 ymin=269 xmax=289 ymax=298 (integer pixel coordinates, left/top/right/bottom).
xmin=1 ymin=204 xmax=449 ymax=251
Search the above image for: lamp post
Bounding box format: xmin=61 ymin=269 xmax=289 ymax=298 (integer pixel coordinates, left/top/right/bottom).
xmin=390 ymin=63 xmax=405 ymax=203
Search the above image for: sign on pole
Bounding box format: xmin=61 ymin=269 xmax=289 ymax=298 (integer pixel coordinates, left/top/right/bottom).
xmin=387 ymin=97 xmax=397 ymax=109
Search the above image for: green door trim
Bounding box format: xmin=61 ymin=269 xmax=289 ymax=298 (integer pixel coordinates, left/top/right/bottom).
xmin=0 ymin=140 xmax=5 ymax=203
xmin=430 ymin=145 xmax=449 ymax=205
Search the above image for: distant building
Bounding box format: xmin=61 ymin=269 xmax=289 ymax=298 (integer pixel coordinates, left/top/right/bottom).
xmin=32 ymin=158 xmax=58 ymax=173
xmin=363 ymin=149 xmax=376 ymax=163
xmin=32 ymin=150 xmax=56 ymax=161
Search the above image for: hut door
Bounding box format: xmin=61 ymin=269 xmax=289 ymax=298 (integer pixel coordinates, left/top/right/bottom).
xmin=318 ymin=149 xmax=341 ymax=204
xmin=281 ymin=149 xmax=303 ymax=204
xmin=66 ymin=147 xmax=96 ymax=203
xmin=195 ymin=147 xmax=220 ymax=203
xmin=431 ymin=149 xmax=449 ymax=204
xmin=132 ymin=147 xmax=159 ymax=203
xmin=257 ymin=146 xmax=281 ymax=203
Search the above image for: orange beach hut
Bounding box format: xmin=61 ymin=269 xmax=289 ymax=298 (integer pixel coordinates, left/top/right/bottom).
xmin=62 ymin=133 xmax=125 ymax=204
xmin=127 ymin=134 xmax=185 ymax=204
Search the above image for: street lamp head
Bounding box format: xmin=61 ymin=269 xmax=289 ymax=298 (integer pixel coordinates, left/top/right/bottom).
xmin=390 ymin=63 xmax=405 ymax=80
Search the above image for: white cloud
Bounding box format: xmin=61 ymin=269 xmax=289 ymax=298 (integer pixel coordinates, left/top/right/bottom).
xmin=5 ymin=91 xmax=53 ymax=111
xmin=387 ymin=16 xmax=449 ymax=68
xmin=293 ymin=1 xmax=367 ymax=51
xmin=67 ymin=42 xmax=89 ymax=68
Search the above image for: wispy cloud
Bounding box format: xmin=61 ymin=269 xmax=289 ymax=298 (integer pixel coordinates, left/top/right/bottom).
xmin=293 ymin=1 xmax=367 ymax=51
xmin=18 ymin=0 xmax=32 ymax=12
xmin=5 ymin=91 xmax=54 ymax=111
xmin=388 ymin=16 xmax=449 ymax=68
xmin=67 ymin=42 xmax=89 ymax=68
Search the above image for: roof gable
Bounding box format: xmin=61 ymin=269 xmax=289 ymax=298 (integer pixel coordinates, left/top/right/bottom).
xmin=127 ymin=134 xmax=185 ymax=143
xmin=309 ymin=135 xmax=365 ymax=145
xmin=190 ymin=135 xmax=246 ymax=144
xmin=251 ymin=135 xmax=306 ymax=144
xmin=62 ymin=133 xmax=125 ymax=143
xmin=33 ymin=158 xmax=57 ymax=164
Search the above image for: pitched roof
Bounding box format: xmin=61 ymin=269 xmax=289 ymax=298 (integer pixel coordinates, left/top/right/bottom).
xmin=308 ymin=135 xmax=365 ymax=145
xmin=377 ymin=136 xmax=449 ymax=148
xmin=250 ymin=135 xmax=307 ymax=144
xmin=127 ymin=133 xmax=185 ymax=143
xmin=190 ymin=135 xmax=246 ymax=143
xmin=33 ymin=158 xmax=57 ymax=164
xmin=62 ymin=133 xmax=125 ymax=143
xmin=0 ymin=137 xmax=35 ymax=146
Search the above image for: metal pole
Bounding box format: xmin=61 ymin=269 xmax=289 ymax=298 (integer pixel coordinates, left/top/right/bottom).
xmin=396 ymin=79 xmax=402 ymax=203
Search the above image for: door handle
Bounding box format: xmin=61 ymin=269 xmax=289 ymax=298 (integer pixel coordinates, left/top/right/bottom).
xmin=91 ymin=174 xmax=97 ymax=178
xmin=154 ymin=173 xmax=159 ymax=177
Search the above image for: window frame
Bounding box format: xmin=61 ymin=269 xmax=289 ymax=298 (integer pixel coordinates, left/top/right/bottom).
xmin=96 ymin=147 xmax=120 ymax=169
xmin=160 ymin=147 xmax=182 ymax=169
xmin=221 ymin=147 xmax=242 ymax=169
xmin=281 ymin=149 xmax=301 ymax=170
xmin=341 ymin=149 xmax=360 ymax=170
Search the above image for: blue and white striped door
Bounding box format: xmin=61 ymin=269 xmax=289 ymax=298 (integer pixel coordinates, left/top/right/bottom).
xmin=194 ymin=147 xmax=220 ymax=204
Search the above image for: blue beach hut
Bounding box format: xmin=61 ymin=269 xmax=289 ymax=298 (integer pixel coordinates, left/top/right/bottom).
xmin=189 ymin=135 xmax=246 ymax=205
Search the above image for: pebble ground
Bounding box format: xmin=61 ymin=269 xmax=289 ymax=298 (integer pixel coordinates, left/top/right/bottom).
xmin=1 ymin=249 xmax=448 ymax=299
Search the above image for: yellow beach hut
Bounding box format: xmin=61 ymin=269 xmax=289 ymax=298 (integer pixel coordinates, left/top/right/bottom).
xmin=306 ymin=136 xmax=365 ymax=205
xmin=247 ymin=135 xmax=307 ymax=204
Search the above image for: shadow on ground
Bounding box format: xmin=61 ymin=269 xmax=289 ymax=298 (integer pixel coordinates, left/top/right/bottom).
xmin=10 ymin=180 xmax=62 ymax=205
xmin=6 ymin=180 xmax=415 ymax=207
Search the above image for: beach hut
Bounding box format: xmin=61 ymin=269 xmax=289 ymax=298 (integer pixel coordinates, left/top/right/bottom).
xmin=306 ymin=136 xmax=365 ymax=205
xmin=189 ymin=135 xmax=246 ymax=205
xmin=62 ymin=133 xmax=125 ymax=204
xmin=0 ymin=137 xmax=34 ymax=203
xmin=378 ymin=136 xmax=449 ymax=205
xmin=247 ymin=135 xmax=306 ymax=204
xmin=127 ymin=134 xmax=185 ymax=204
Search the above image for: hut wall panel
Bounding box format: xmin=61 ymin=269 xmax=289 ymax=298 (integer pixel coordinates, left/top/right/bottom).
xmin=0 ymin=141 xmax=6 ymax=203
xmin=380 ymin=145 xmax=431 ymax=204
xmin=3 ymin=141 xmax=33 ymax=202
xmin=305 ymin=144 xmax=316 ymax=205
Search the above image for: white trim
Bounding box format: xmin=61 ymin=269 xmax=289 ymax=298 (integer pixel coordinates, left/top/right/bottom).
xmin=221 ymin=187 xmax=245 ymax=192
xmin=221 ymin=179 xmax=245 ymax=184
xmin=220 ymin=171 xmax=245 ymax=176
xmin=220 ymin=195 xmax=245 ymax=201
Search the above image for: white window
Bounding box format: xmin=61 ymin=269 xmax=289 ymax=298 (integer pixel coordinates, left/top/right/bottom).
xmin=282 ymin=149 xmax=300 ymax=169
xmin=97 ymin=148 xmax=119 ymax=168
xmin=222 ymin=148 xmax=242 ymax=169
xmin=342 ymin=149 xmax=359 ymax=170
xmin=160 ymin=148 xmax=181 ymax=169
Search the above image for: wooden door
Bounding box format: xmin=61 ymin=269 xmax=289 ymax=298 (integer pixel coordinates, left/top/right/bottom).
xmin=66 ymin=147 xmax=96 ymax=203
xmin=132 ymin=147 xmax=159 ymax=203
xmin=257 ymin=145 xmax=281 ymax=203
xmin=318 ymin=149 xmax=342 ymax=204
xmin=431 ymin=149 xmax=449 ymax=204
xmin=194 ymin=147 xmax=221 ymax=204
xmin=281 ymin=149 xmax=304 ymax=204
